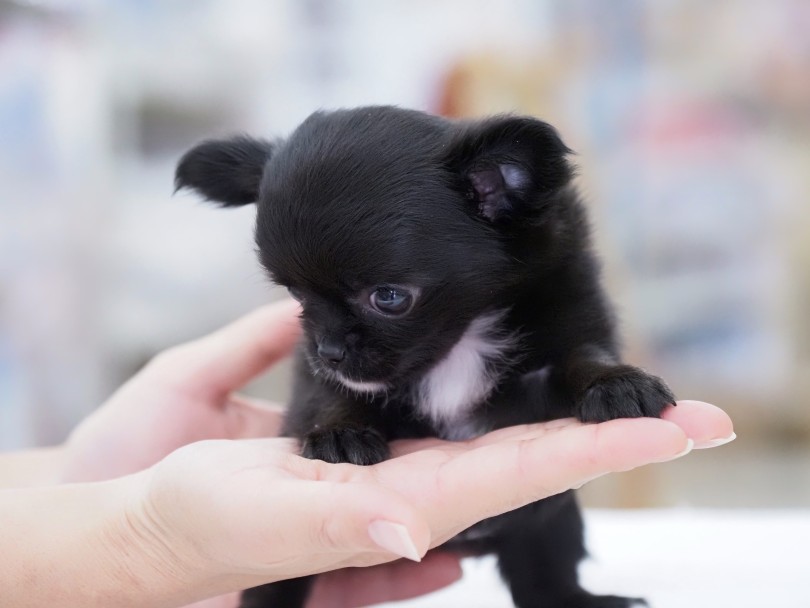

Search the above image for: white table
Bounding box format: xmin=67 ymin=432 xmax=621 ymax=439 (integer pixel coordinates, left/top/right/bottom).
xmin=377 ymin=509 xmax=810 ymax=607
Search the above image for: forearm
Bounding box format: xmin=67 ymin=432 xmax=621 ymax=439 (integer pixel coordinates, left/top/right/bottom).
xmin=0 ymin=446 xmax=64 ymax=488
xmin=0 ymin=474 xmax=216 ymax=608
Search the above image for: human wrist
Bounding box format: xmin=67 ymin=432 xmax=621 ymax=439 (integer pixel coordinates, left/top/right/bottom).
xmin=0 ymin=472 xmax=215 ymax=608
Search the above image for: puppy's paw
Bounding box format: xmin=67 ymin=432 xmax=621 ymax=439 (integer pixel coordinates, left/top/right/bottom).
xmin=301 ymin=427 xmax=390 ymax=466
xmin=575 ymin=365 xmax=675 ymax=423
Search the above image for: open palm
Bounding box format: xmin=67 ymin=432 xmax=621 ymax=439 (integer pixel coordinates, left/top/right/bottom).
xmin=60 ymin=300 xmax=733 ymax=608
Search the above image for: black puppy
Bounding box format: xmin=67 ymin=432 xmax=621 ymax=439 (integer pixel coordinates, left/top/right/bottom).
xmin=176 ymin=106 xmax=674 ymax=608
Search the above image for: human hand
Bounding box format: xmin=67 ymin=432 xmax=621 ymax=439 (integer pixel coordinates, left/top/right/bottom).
xmin=58 ymin=298 xmax=734 ymax=607
xmin=120 ymin=400 xmax=733 ymax=605
xmin=59 ymin=299 xmax=464 ymax=607
xmin=61 ymin=300 xmax=302 ymax=482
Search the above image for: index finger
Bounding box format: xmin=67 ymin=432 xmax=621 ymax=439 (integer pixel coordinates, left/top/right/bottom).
xmin=159 ymin=299 xmax=302 ymax=399
xmin=407 ymin=417 xmax=691 ymax=544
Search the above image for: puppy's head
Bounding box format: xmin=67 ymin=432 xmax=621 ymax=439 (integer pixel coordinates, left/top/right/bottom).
xmin=176 ymin=107 xmax=572 ymax=394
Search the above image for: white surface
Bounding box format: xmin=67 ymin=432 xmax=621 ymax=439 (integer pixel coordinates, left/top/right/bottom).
xmin=377 ymin=509 xmax=810 ymax=608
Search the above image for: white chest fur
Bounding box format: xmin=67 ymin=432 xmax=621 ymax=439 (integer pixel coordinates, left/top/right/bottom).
xmin=416 ymin=310 xmax=514 ymax=439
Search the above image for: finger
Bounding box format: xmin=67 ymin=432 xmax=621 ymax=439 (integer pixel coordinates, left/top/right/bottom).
xmin=467 ymin=400 xmax=733 ymax=449
xmin=467 ymin=418 xmax=580 ymax=447
xmin=421 ymin=417 xmax=690 ymax=542
xmin=391 ymin=437 xmax=461 ymax=458
xmin=223 ymin=395 xmax=286 ymax=439
xmin=258 ymin=479 xmax=431 ymax=564
xmin=660 ymin=400 xmax=735 ymax=448
xmin=390 ymin=419 xmax=581 ymax=458
xmin=392 ymin=399 xmax=733 ymax=458
xmin=308 ymin=552 xmax=463 ymax=608
xmin=157 ymin=299 xmax=301 ymax=399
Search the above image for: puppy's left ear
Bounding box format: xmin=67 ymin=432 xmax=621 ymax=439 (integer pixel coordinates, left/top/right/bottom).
xmin=175 ymin=136 xmax=275 ymax=206
xmin=446 ymin=116 xmax=573 ymax=223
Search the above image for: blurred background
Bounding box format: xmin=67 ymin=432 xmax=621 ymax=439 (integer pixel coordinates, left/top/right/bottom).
xmin=1 ymin=0 xmax=808 ymax=510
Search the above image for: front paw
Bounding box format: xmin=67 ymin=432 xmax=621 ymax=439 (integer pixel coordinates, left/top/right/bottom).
xmin=575 ymin=365 xmax=675 ymax=423
xmin=301 ymin=427 xmax=390 ymax=465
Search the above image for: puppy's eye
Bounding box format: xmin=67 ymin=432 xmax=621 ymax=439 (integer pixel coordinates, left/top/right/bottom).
xmin=369 ymin=287 xmax=413 ymax=316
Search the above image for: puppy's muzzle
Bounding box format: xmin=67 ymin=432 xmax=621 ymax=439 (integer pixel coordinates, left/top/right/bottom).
xmin=317 ymin=340 xmax=346 ymax=367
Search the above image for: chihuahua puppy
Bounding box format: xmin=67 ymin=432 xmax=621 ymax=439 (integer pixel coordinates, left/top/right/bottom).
xmin=176 ymin=106 xmax=674 ymax=608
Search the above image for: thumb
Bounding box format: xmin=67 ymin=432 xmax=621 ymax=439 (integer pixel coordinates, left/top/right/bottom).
xmin=259 ymin=478 xmax=431 ymax=565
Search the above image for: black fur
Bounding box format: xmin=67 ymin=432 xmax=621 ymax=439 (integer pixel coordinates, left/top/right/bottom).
xmin=176 ymin=106 xmax=672 ymax=608
xmin=175 ymin=136 xmax=274 ymax=206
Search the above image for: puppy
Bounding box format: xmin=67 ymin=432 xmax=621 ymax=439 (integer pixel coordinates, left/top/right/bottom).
xmin=176 ymin=106 xmax=674 ymax=608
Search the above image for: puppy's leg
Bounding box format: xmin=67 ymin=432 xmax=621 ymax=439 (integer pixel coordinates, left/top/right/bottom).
xmin=240 ymin=419 xmax=387 ymax=608
xmin=240 ymin=576 xmax=314 ymax=608
xmin=496 ymin=493 xmax=644 ymax=608
xmin=302 ymin=423 xmax=390 ymax=465
xmin=283 ymin=375 xmax=391 ymax=466
xmin=564 ymin=344 xmax=675 ymax=423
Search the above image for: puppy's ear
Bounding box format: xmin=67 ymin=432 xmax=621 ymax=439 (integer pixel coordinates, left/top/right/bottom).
xmin=175 ymin=136 xmax=274 ymax=206
xmin=447 ymin=116 xmax=573 ymax=222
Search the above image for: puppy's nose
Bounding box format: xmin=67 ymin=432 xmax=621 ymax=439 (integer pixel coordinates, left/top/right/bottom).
xmin=317 ymin=342 xmax=346 ymax=366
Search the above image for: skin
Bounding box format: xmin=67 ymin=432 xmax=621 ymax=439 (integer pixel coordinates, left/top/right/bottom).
xmin=0 ymin=300 xmax=735 ymax=608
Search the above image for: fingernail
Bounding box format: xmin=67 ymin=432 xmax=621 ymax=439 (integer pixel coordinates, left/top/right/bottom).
xmin=657 ymin=438 xmax=694 ymax=462
xmin=368 ymin=520 xmax=422 ymax=562
xmin=695 ymin=432 xmax=736 ymax=449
